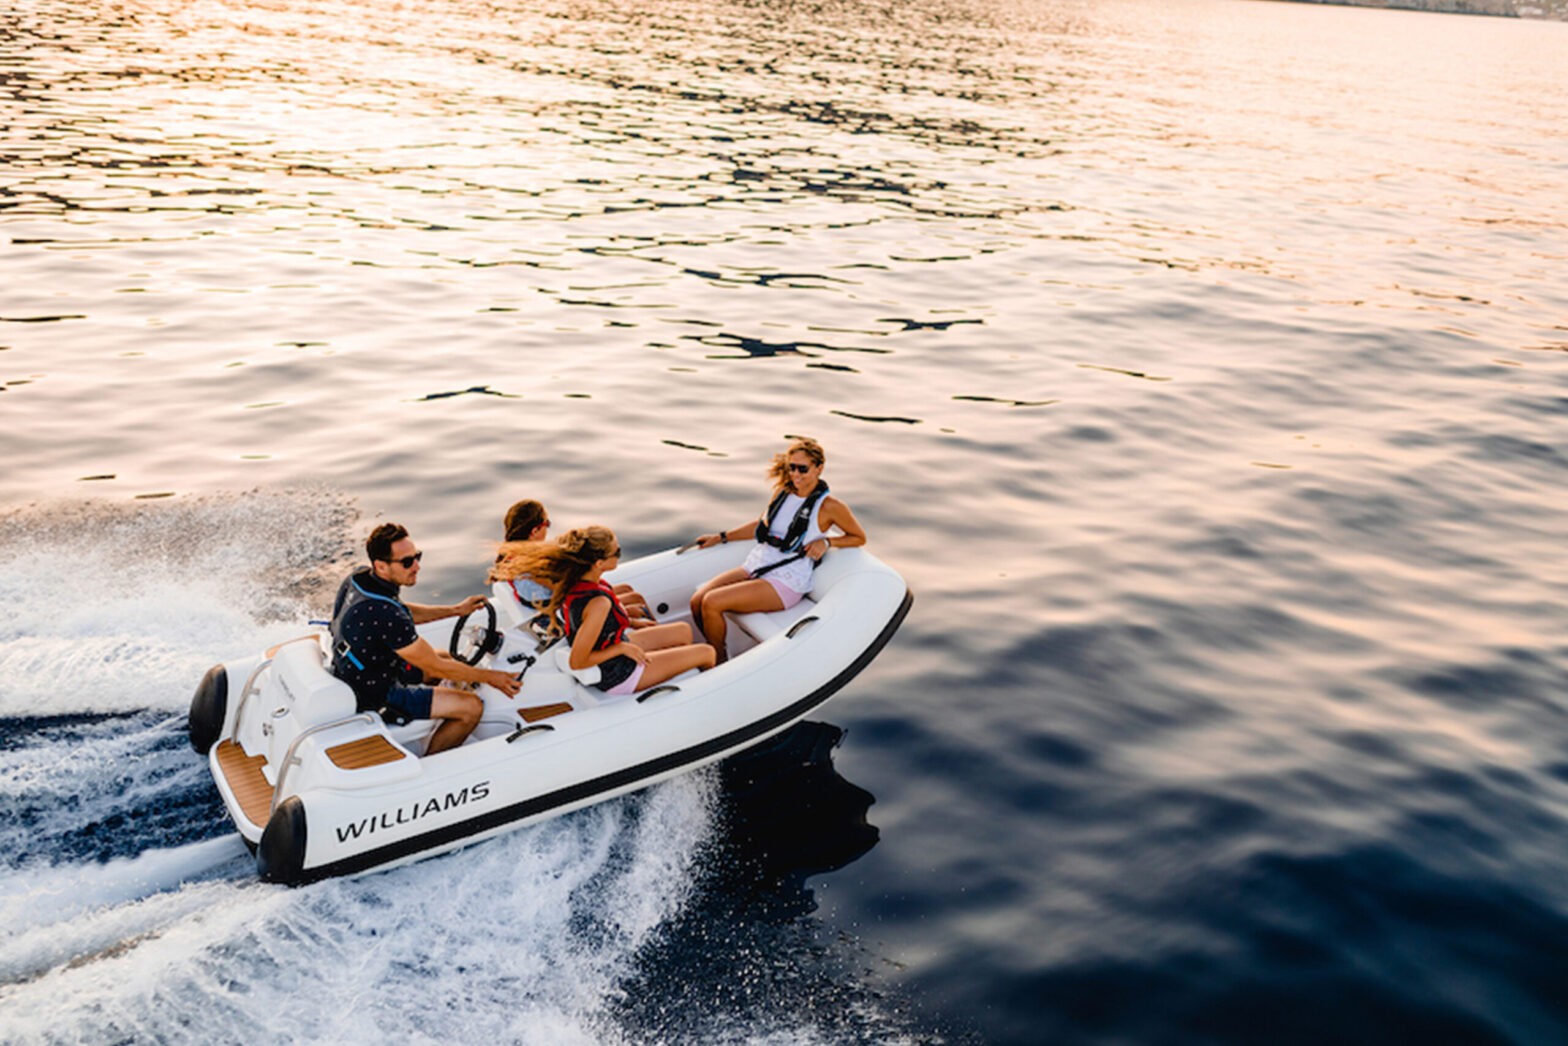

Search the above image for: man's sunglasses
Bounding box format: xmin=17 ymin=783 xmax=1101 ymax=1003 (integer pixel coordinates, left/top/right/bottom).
xmin=381 ymin=551 xmax=423 ymax=568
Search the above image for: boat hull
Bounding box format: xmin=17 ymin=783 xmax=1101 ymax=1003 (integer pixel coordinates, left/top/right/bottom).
xmin=194 ymin=543 xmax=911 ymax=884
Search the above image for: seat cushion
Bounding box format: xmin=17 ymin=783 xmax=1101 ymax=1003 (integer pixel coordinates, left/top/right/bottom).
xmin=729 ymin=598 xmax=817 ymax=644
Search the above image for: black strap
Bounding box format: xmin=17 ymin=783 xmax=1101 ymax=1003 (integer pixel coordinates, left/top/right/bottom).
xmin=753 ymin=489 xmax=791 ymax=545
xmin=754 ymin=480 xmax=829 ymax=551
xmin=750 ymin=551 xmax=807 ymax=579
xmin=376 ymin=704 xmax=412 ymax=727
xmin=751 ymin=542 xmax=832 ymax=580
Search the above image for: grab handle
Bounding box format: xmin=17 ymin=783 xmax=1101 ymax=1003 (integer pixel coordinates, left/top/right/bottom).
xmin=272 ymin=713 xmax=379 ymax=814
xmin=785 ymin=615 xmax=820 ymax=639
xmin=506 ymin=723 xmax=555 ymax=744
xmin=636 ymin=685 xmax=680 ymax=704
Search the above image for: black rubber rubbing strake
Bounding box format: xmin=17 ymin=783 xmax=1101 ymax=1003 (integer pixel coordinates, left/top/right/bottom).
xmin=280 ymin=588 xmax=914 ymax=885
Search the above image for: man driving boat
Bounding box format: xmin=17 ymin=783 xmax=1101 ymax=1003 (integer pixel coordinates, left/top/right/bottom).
xmin=331 ymin=522 xmax=521 ymax=755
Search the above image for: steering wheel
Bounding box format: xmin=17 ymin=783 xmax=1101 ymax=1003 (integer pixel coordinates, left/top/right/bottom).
xmin=449 ymin=600 xmax=500 ymax=666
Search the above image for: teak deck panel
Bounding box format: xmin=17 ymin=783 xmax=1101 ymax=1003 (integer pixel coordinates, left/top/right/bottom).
xmin=519 ymin=703 xmax=573 ymax=723
xmin=325 ymin=734 xmax=406 ymax=769
xmin=215 ymin=739 xmax=273 ymax=828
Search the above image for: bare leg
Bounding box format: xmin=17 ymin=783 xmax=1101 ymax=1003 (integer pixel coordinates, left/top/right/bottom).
xmin=689 ymin=568 xmax=752 ymax=641
xmin=636 ymin=644 xmax=717 ymax=688
xmin=627 ymin=622 xmax=695 ymax=651
xmin=612 ymin=589 xmax=655 ymax=626
xmin=424 ymin=686 xmax=483 ymax=755
xmin=698 ymin=579 xmax=784 ymax=664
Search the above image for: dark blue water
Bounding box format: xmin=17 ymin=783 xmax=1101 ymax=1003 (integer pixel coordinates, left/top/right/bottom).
xmin=4 ymin=0 xmax=1568 ymax=1041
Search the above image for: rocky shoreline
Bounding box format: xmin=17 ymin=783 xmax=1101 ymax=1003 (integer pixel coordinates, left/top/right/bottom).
xmin=1276 ymin=0 xmax=1567 ymax=19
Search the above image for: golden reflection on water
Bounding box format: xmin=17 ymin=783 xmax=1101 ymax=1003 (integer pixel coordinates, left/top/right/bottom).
xmin=4 ymin=0 xmax=1568 ymax=1042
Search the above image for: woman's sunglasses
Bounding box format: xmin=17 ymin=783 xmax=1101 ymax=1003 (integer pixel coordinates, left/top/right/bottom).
xmin=788 ymin=462 xmax=814 ymax=474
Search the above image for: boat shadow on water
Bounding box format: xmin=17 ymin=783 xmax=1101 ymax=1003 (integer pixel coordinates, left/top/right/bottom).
xmin=610 ymin=721 xmax=915 ymax=1042
xmin=715 ymin=720 xmax=879 ymax=914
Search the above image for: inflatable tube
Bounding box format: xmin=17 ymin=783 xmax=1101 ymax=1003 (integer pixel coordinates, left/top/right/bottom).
xmin=197 ymin=543 xmax=911 ymax=884
xmin=258 ymin=796 xmax=309 ymax=884
xmin=188 ymin=664 xmax=228 ymax=755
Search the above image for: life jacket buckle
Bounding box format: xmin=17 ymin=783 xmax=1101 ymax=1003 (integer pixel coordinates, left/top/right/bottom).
xmin=333 ymin=638 xmax=365 ymax=671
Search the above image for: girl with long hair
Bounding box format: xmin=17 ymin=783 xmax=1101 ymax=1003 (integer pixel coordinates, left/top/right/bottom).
xmin=500 ymin=499 xmax=652 ymax=623
xmin=492 ymin=526 xmax=714 ymax=695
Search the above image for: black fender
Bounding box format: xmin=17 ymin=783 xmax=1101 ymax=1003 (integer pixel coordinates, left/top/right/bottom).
xmin=188 ymin=664 xmax=228 ymax=755
xmin=258 ymin=796 xmax=310 ymax=886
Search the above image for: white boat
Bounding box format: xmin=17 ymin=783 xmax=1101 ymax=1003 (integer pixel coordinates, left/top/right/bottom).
xmin=188 ymin=542 xmax=912 ymax=885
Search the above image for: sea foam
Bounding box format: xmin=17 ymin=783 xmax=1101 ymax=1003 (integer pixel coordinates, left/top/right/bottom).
xmin=0 ymin=492 xmax=721 ymax=1043
xmin=0 ymin=492 xmax=354 ymax=717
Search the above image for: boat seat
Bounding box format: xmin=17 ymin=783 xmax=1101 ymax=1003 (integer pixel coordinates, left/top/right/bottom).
xmin=729 ymin=597 xmax=818 ymax=644
xmin=386 ymin=717 xmax=438 ymax=752
xmin=548 ymin=643 xmax=699 ymax=694
xmin=552 ymin=643 xmax=602 ymax=686
xmin=271 ymin=638 xmax=356 ymax=728
xmin=490 ymin=580 xmax=535 ymax=632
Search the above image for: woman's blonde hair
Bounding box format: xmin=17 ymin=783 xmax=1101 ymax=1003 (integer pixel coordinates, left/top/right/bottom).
xmin=766 ymin=437 xmax=826 ymax=493
xmin=491 ymin=525 xmax=617 ymax=620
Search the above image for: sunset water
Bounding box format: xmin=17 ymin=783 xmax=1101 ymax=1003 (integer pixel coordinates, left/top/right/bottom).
xmin=3 ymin=0 xmax=1567 ymax=1041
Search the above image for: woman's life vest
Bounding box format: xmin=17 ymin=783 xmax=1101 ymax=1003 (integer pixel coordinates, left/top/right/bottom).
xmin=754 ymin=480 xmax=829 ymax=552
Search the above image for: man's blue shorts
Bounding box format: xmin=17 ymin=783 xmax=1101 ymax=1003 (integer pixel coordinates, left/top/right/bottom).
xmin=382 ymin=685 xmax=434 ymax=720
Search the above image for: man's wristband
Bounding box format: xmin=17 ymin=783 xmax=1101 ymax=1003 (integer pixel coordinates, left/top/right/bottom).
xmin=719 ymin=532 xmax=728 ymax=543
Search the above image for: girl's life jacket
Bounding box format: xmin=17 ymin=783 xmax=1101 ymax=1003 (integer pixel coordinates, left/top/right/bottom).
xmin=561 ymin=579 xmax=632 ymax=651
